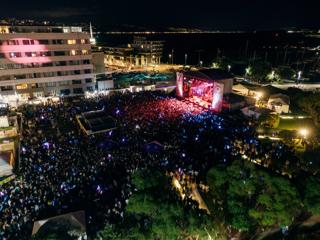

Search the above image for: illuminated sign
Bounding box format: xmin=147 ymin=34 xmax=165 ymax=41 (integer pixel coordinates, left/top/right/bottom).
xmin=0 ymin=38 xmax=51 ymax=64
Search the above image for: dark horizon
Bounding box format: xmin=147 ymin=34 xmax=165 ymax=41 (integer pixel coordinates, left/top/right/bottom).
xmin=1 ymin=0 xmax=319 ymax=31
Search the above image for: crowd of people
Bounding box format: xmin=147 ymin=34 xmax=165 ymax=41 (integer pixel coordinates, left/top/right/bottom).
xmin=0 ymin=91 xmax=297 ymax=239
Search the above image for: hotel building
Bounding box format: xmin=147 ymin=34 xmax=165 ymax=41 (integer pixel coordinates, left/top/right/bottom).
xmin=0 ymin=25 xmax=95 ymax=104
xmin=104 ymin=36 xmax=163 ymax=69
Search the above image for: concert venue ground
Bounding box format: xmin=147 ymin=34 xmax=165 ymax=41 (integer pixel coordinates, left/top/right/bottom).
xmin=0 ymin=91 xmax=297 ymax=239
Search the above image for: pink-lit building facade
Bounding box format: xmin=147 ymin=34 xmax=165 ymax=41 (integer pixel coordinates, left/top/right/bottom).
xmin=0 ymin=25 xmax=95 ymax=103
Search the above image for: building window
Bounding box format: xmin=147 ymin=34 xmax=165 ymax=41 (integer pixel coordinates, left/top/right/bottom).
xmin=10 ymin=52 xmax=22 ymax=58
xmin=14 ymin=74 xmax=27 ymax=80
xmin=82 ymin=50 xmax=89 ymax=55
xmin=60 ymin=89 xmax=70 ymax=95
xmin=67 ymin=39 xmax=77 ymax=45
xmin=1 ymin=86 xmax=13 ymax=91
xmin=86 ymin=86 xmax=94 ymax=92
xmin=54 ymin=51 xmax=65 ymax=56
xmin=16 ymin=84 xmax=28 ymax=90
xmin=85 ymin=78 xmax=92 ymax=83
xmin=73 ymin=88 xmax=83 ymax=94
xmin=43 ymin=72 xmax=55 ymax=78
xmin=39 ymin=40 xmax=49 ymax=44
xmin=22 ymin=40 xmax=30 ymax=45
xmin=7 ymin=40 xmax=18 ymax=45
xmin=31 ymin=83 xmax=39 ymax=88
xmin=52 ymin=39 xmax=64 ymax=44
xmin=72 ymin=80 xmax=82 ymax=85
xmin=84 ymin=69 xmax=91 ymax=74
xmin=59 ymin=81 xmax=70 ymax=86
xmin=45 ymin=82 xmax=56 ymax=87
xmin=40 ymin=52 xmax=51 ymax=57
xmin=25 ymin=52 xmax=37 ymax=57
xmin=70 ymin=50 xmax=77 ymax=56
xmin=42 ymin=62 xmax=53 ymax=67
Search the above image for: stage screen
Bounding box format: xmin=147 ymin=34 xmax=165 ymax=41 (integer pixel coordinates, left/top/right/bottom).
xmin=176 ymin=72 xmax=224 ymax=112
xmin=189 ymin=79 xmax=214 ymax=103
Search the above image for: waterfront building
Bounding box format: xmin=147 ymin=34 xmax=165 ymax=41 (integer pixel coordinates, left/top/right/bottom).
xmin=0 ymin=25 xmax=95 ymax=104
xmin=104 ymin=36 xmax=163 ymax=69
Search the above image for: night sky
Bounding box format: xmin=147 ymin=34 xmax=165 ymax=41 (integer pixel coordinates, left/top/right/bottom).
xmin=1 ymin=0 xmax=319 ymax=30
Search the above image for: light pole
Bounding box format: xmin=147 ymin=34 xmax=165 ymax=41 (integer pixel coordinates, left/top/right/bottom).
xmin=184 ymin=53 xmax=187 ymax=66
xmin=296 ymin=70 xmax=302 ymax=84
xmin=171 ymin=49 xmax=174 ymax=65
xmin=168 ymin=54 xmax=172 ymax=65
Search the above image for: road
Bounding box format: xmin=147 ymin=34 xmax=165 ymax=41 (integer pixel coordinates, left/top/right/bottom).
xmin=272 ymin=83 xmax=320 ymax=92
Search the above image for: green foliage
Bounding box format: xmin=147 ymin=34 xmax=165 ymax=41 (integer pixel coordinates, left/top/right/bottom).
xmin=206 ymin=161 xmax=302 ymax=231
xmin=303 ymin=177 xmax=320 ymax=215
xmin=96 ymin=224 xmax=123 ymax=240
xmin=213 ymin=57 xmax=232 ymax=70
xmin=260 ymin=114 xmax=280 ymax=128
xmin=126 ymin=194 xmax=158 ymax=216
xmin=297 ymin=93 xmax=320 ymax=127
xmin=97 ymin=169 xmax=224 ymax=239
xmin=131 ymin=170 xmax=166 ymax=191
xmin=277 ymin=66 xmax=295 ymax=80
xmin=249 ymin=61 xmax=272 ymax=83
xmin=250 ymin=176 xmax=300 ymax=227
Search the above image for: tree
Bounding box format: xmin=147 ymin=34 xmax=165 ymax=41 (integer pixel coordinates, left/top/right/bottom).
xmin=298 ymin=93 xmax=320 ymax=127
xmin=303 ymin=177 xmax=320 ymax=215
xmin=259 ymin=114 xmax=280 ymax=128
xmin=97 ymin=169 xmax=223 ymax=239
xmin=206 ymin=161 xmax=302 ymax=232
xmin=249 ymin=61 xmax=272 ymax=83
xmin=249 ymin=176 xmax=301 ymax=227
xmin=213 ymin=57 xmax=233 ymax=71
xmin=278 ymin=66 xmax=295 ymax=80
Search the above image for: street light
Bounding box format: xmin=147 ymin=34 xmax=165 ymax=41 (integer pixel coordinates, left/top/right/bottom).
xmin=299 ymin=128 xmax=308 ymax=138
xmin=297 ymin=71 xmax=302 ymax=80
xmin=228 ymin=65 xmax=231 ymax=72
xmin=184 ymin=53 xmax=187 ymax=65
xmin=168 ymin=54 xmax=172 ymax=64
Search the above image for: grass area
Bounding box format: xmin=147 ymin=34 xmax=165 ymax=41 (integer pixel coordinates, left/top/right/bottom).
xmin=277 ymin=118 xmax=316 ymax=132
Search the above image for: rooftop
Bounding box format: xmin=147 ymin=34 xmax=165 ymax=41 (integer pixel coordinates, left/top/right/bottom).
xmin=183 ymin=68 xmax=234 ymax=81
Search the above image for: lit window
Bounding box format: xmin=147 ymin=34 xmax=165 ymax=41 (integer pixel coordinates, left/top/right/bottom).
xmin=81 ymin=39 xmax=86 ymax=44
xmin=70 ymin=50 xmax=76 ymax=56
xmin=82 ymin=50 xmax=88 ymax=55
xmin=67 ymin=39 xmax=76 ymax=45
xmin=16 ymin=84 xmax=28 ymax=90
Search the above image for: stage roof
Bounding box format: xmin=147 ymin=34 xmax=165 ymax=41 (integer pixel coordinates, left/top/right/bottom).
xmin=183 ymin=69 xmax=233 ymax=81
xmin=0 ymin=152 xmax=13 ymax=177
xmin=77 ymin=109 xmax=116 ymax=135
xmin=32 ymin=210 xmax=86 ymax=238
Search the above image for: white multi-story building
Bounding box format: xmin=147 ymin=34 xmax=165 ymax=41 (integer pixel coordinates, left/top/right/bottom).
xmin=0 ymin=25 xmax=95 ymax=104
